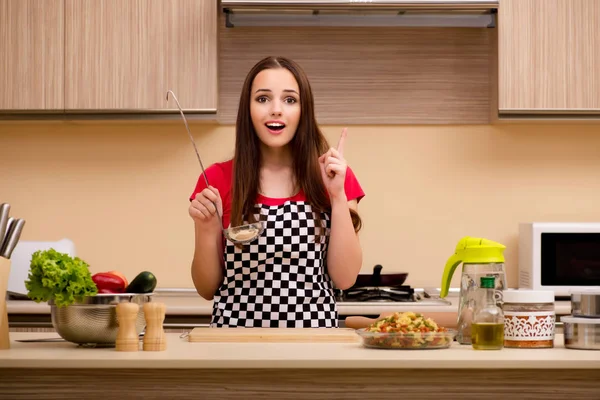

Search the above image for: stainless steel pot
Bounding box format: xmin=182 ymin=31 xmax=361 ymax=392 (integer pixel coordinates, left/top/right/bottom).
xmin=571 ymin=291 xmax=600 ymax=318
xmin=562 ymin=316 xmax=600 ymax=350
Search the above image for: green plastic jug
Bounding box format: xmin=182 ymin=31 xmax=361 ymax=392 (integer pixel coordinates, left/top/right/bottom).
xmin=440 ymin=236 xmax=507 ymax=345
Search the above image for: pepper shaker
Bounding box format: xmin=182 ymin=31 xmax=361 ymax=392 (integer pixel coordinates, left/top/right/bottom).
xmin=143 ymin=302 xmax=166 ymax=351
xmin=115 ymin=302 xmax=140 ymax=352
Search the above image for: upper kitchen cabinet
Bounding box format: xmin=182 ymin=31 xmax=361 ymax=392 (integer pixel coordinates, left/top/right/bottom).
xmin=498 ymin=0 xmax=600 ymax=117
xmin=0 ymin=0 xmax=64 ymax=111
xmin=64 ymin=0 xmax=217 ymax=112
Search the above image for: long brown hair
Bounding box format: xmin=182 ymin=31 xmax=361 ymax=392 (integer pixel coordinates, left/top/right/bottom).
xmin=230 ymin=56 xmax=362 ymax=237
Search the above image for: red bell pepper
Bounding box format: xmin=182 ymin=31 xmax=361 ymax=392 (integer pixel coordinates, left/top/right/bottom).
xmin=92 ymin=272 xmax=127 ymax=293
xmin=107 ymin=270 xmax=128 ymax=287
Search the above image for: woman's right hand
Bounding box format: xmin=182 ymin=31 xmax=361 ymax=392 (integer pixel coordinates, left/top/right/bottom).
xmin=189 ymin=185 xmax=225 ymax=300
xmin=189 ymin=186 xmax=223 ymax=231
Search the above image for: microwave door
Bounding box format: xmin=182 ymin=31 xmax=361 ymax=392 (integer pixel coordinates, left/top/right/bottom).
xmin=565 ymin=259 xmax=600 ymax=279
xmin=542 ymin=233 xmax=600 ymax=287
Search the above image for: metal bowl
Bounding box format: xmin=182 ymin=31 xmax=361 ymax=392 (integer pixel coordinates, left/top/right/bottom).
xmin=50 ymin=293 xmax=153 ymax=345
xmin=562 ymin=316 xmax=600 ymax=350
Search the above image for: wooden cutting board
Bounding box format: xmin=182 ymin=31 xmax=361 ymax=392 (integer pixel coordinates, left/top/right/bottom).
xmin=188 ymin=327 xmax=360 ymax=343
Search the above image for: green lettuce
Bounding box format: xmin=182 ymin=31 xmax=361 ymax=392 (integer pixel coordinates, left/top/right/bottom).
xmin=25 ymin=248 xmax=98 ymax=307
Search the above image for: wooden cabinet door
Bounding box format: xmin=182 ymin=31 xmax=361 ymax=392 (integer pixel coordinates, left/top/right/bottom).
xmin=65 ymin=0 xmax=217 ymax=112
xmin=0 ymin=0 xmax=64 ymax=111
xmin=499 ymin=0 xmax=600 ymax=113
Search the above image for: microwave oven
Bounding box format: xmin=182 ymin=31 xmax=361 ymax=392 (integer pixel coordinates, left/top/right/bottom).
xmin=519 ymin=222 xmax=600 ymax=296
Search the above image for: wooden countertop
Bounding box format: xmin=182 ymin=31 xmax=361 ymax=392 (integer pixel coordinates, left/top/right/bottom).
xmin=1 ymin=332 xmax=597 ymax=370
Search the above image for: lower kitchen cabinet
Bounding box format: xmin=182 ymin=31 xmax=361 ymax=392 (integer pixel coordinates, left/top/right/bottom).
xmin=2 ymin=332 xmax=600 ymax=400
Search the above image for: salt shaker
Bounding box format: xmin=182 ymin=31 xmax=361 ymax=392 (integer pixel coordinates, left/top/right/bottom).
xmin=143 ymin=302 xmax=166 ymax=351
xmin=115 ymin=302 xmax=140 ymax=352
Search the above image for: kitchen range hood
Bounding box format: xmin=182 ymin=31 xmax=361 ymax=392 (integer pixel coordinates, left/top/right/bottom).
xmin=221 ymin=0 xmax=498 ymax=28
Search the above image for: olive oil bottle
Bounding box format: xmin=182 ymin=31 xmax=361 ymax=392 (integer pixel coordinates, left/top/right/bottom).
xmin=472 ymin=323 xmax=504 ymax=349
xmin=472 ymin=276 xmax=504 ymax=350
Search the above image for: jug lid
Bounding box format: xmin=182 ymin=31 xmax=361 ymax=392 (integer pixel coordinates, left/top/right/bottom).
xmin=453 ymin=237 xmax=506 ymax=262
xmin=440 ymin=236 xmax=506 ymax=298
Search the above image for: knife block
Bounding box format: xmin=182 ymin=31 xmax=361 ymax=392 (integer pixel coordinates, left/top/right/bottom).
xmin=0 ymin=257 xmax=11 ymax=350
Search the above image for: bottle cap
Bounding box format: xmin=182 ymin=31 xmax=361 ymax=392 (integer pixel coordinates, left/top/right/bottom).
xmin=480 ymin=276 xmax=495 ymax=288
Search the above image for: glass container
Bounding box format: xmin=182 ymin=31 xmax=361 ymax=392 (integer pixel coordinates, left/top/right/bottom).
xmin=502 ymin=290 xmax=555 ymax=348
xmin=472 ymin=276 xmax=504 ymax=350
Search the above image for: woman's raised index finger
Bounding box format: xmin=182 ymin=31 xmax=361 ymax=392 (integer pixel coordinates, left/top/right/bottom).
xmin=337 ymin=127 xmax=347 ymax=156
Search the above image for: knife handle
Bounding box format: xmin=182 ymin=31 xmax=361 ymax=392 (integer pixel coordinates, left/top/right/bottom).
xmin=0 ymin=218 xmax=15 ymax=256
xmin=0 ymin=219 xmax=25 ymax=259
xmin=0 ymin=203 xmax=10 ymax=247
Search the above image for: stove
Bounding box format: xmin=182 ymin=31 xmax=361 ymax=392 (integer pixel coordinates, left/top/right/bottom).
xmin=336 ymin=285 xmax=417 ymax=303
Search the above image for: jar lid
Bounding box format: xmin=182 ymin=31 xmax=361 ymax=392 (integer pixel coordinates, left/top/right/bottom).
xmin=561 ymin=316 xmax=600 ymax=325
xmin=570 ymin=289 xmax=600 ymax=296
xmin=503 ymin=289 xmax=555 ymax=303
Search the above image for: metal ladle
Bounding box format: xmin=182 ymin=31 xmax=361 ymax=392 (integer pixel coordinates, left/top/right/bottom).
xmin=166 ymin=90 xmax=263 ymax=245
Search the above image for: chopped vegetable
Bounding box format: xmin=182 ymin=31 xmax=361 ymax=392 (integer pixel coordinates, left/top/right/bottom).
xmin=361 ymin=312 xmax=452 ymax=349
xmin=366 ymin=311 xmax=445 ymax=333
xmin=25 ymin=248 xmax=98 ymax=307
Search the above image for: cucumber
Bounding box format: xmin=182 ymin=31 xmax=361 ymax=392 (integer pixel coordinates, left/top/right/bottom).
xmin=125 ymin=271 xmax=157 ymax=294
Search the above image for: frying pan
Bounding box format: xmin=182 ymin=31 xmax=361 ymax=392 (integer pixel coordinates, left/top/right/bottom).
xmin=353 ymin=264 xmax=408 ymax=287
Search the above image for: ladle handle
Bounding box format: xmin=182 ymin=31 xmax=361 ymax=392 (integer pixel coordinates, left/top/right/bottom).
xmin=166 ymin=90 xmax=225 ymax=230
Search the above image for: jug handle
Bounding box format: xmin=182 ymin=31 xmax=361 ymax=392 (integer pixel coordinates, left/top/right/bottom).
xmin=440 ymin=254 xmax=462 ymax=298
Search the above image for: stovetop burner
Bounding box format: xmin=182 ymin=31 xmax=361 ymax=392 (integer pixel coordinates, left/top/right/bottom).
xmin=336 ymin=285 xmax=416 ymax=302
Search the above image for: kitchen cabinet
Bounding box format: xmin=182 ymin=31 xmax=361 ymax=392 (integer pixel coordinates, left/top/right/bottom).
xmin=218 ymin=23 xmax=493 ymax=124
xmin=498 ymin=0 xmax=600 ymax=116
xmin=65 ymin=0 xmax=217 ymax=112
xmin=0 ymin=0 xmax=64 ymax=111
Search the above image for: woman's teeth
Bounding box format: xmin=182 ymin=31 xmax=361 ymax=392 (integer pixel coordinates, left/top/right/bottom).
xmin=266 ymin=123 xmax=285 ymax=131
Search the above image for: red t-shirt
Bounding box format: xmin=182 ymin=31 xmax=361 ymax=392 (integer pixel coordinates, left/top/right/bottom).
xmin=189 ymin=159 xmax=365 ymax=229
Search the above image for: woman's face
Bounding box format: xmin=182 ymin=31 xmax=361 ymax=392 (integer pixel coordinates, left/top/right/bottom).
xmin=250 ymin=68 xmax=301 ymax=151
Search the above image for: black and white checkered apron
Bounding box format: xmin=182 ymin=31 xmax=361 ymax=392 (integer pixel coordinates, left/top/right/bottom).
xmin=211 ymin=201 xmax=339 ymax=328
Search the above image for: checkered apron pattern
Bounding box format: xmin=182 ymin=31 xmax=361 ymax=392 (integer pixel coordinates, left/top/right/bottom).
xmin=211 ymin=201 xmax=339 ymax=328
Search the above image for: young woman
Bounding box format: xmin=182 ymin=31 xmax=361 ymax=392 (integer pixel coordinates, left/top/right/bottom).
xmin=189 ymin=56 xmax=365 ymax=328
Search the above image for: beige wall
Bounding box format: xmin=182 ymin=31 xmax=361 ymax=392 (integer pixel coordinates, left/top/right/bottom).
xmin=1 ymin=121 xmax=599 ymax=290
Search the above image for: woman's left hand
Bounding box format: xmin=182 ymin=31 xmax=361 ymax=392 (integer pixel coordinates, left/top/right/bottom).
xmin=319 ymin=128 xmax=348 ymax=200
